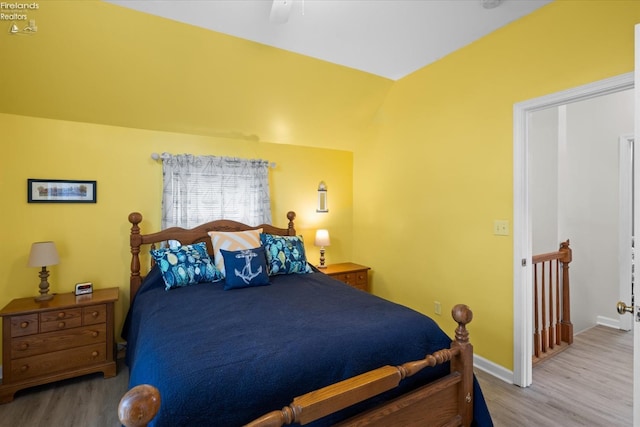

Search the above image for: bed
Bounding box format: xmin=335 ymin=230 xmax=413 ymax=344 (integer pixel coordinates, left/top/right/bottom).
xmin=118 ymin=211 xmax=492 ymax=426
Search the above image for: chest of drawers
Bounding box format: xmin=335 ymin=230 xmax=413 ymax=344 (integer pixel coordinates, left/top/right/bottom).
xmin=0 ymin=288 xmax=118 ymax=403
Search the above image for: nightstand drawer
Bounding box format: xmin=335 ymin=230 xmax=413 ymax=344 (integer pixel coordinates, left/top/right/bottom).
xmin=83 ymin=304 xmax=106 ymax=325
xmin=332 ymin=271 xmax=368 ymax=287
xmin=10 ymin=314 xmax=38 ymax=338
xmin=10 ymin=343 xmax=107 ymax=381
xmin=40 ymin=308 xmax=82 ymax=332
xmin=323 ymin=263 xmax=370 ymax=292
xmin=11 ymin=324 xmax=107 ymax=359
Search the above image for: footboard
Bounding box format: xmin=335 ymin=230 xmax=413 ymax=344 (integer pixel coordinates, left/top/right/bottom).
xmin=119 ymin=304 xmax=474 ymax=427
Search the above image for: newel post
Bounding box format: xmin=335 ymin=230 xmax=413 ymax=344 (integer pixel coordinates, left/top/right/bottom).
xmin=559 ymin=240 xmax=573 ymax=344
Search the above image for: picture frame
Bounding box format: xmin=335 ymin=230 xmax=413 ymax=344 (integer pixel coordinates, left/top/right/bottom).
xmin=28 ymin=179 xmax=97 ymax=203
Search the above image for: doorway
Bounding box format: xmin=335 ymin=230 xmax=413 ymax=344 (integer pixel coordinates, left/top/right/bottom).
xmin=513 ymin=72 xmax=634 ymax=387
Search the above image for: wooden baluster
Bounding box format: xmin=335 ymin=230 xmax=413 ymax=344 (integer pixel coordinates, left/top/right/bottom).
xmin=541 ymin=261 xmax=548 ymax=354
xmin=547 ymin=260 xmax=554 ymax=350
xmin=555 ymin=258 xmax=561 ymax=346
xmin=533 ymin=263 xmax=540 ymax=358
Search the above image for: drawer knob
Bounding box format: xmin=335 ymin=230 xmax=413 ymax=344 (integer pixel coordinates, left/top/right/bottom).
xmin=91 ymin=351 xmax=99 ymax=358
xmin=57 ymin=312 xmax=65 ymax=319
xmin=18 ymin=342 xmax=29 ymax=351
xmin=58 ymin=321 xmax=66 ymax=328
xmin=20 ymin=364 xmax=29 ymax=372
xmin=91 ymin=311 xmax=99 ymax=318
xmin=20 ymin=321 xmax=29 ymax=329
xmin=92 ymin=331 xmax=99 ymax=338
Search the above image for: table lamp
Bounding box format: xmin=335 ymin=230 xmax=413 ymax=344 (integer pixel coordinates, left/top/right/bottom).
xmin=28 ymin=241 xmax=59 ymax=302
xmin=314 ymin=229 xmax=330 ymax=269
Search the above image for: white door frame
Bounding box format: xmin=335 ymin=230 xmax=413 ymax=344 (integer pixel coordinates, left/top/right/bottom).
xmin=513 ymin=72 xmax=634 ymax=387
xmin=619 ymin=134 xmax=634 ymax=333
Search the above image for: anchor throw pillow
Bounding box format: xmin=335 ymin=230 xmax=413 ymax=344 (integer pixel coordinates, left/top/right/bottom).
xmin=220 ymin=246 xmax=270 ymax=290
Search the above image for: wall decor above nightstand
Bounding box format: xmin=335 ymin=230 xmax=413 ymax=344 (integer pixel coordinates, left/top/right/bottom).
xmin=0 ymin=287 xmax=119 ymax=403
xmin=322 ymin=262 xmax=370 ymax=292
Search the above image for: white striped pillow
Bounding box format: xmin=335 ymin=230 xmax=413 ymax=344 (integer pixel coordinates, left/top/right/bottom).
xmin=208 ymin=229 xmax=263 ymax=277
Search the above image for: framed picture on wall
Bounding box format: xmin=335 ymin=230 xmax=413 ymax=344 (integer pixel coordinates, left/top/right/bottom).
xmin=27 ymin=179 xmax=97 ymax=203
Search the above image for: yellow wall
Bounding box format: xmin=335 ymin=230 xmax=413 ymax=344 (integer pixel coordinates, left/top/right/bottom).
xmin=0 ymin=112 xmax=353 ymax=358
xmin=0 ymin=0 xmax=392 ymax=152
xmin=354 ymin=0 xmax=640 ymax=369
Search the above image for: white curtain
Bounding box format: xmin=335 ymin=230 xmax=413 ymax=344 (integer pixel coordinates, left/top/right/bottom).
xmin=161 ymin=153 xmax=272 ymax=229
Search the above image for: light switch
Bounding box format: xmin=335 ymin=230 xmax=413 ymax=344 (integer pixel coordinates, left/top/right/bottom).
xmin=493 ymin=220 xmax=509 ymax=236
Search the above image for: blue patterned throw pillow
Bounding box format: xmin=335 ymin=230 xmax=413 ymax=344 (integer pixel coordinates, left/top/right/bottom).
xmin=150 ymin=242 xmax=223 ymax=290
xmin=220 ymin=246 xmax=270 ymax=290
xmin=260 ymin=233 xmax=313 ymax=276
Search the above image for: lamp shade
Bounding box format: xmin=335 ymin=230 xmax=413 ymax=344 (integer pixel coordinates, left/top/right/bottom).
xmin=28 ymin=241 xmax=60 ymax=267
xmin=314 ymin=229 xmax=330 ymax=247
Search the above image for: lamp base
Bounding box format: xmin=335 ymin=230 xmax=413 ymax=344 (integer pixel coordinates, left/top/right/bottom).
xmin=35 ymin=267 xmax=54 ymax=302
xmin=318 ymin=247 xmax=327 ymax=269
xmin=34 ymin=293 xmax=54 ymax=302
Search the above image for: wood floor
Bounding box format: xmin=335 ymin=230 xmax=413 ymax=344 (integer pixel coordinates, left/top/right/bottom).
xmin=0 ymin=325 xmax=631 ymax=426
xmin=476 ymin=325 xmax=633 ymax=427
xmin=0 ymin=359 xmax=129 ymax=427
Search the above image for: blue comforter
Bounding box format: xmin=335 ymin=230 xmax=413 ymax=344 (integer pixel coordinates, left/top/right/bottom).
xmin=122 ymin=267 xmax=492 ymax=426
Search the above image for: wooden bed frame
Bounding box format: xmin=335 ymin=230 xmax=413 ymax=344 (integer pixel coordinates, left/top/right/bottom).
xmin=119 ymin=211 xmax=475 ymax=427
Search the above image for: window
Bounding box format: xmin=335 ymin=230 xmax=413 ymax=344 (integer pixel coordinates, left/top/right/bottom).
xmin=160 ymin=154 xmax=272 ymax=229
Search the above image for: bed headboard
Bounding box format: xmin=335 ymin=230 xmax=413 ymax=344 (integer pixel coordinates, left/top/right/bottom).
xmin=128 ymin=211 xmax=297 ymax=303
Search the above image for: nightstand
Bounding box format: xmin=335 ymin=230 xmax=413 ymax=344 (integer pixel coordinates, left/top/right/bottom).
xmin=0 ymin=287 xmax=119 ymax=403
xmin=322 ymin=262 xmax=370 ymax=292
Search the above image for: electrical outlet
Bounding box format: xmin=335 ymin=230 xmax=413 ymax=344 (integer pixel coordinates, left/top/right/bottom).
xmin=493 ymin=220 xmax=509 ymax=236
xmin=434 ymin=301 xmax=442 ymax=315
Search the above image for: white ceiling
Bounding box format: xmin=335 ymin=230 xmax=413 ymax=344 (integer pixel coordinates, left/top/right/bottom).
xmin=107 ymin=0 xmax=552 ymax=81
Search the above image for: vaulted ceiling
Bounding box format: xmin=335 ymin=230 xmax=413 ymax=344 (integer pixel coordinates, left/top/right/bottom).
xmin=106 ymin=0 xmax=552 ymax=80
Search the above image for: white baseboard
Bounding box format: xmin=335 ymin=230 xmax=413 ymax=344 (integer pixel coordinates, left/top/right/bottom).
xmin=473 ymin=353 xmax=513 ymax=384
xmin=596 ymin=315 xmax=620 ymax=329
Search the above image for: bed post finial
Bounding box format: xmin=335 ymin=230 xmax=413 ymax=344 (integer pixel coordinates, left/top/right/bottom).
xmin=129 ymin=212 xmax=144 ymax=303
xmin=118 ymin=384 xmax=161 ymax=427
xmin=451 ymin=304 xmax=473 ymax=344
xmin=286 ymin=211 xmax=296 ymax=236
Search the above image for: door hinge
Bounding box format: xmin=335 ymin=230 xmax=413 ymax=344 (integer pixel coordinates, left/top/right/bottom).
xmin=521 ymin=258 xmax=527 ymax=267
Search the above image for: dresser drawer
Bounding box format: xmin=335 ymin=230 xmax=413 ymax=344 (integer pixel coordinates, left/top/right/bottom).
xmin=83 ymin=304 xmax=106 ymax=325
xmin=10 ymin=343 xmax=107 ymax=381
xmin=333 ymin=270 xmax=368 ymax=290
xmin=40 ymin=308 xmax=82 ymax=332
xmin=11 ymin=324 xmax=107 ymax=359
xmin=9 ymin=314 xmax=38 ymax=337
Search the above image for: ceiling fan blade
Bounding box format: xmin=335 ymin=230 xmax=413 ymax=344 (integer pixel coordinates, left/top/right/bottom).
xmin=270 ymin=0 xmax=293 ymax=24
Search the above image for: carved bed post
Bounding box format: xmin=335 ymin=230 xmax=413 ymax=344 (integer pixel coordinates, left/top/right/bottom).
xmin=129 ymin=212 xmax=143 ymax=303
xmin=286 ymin=211 xmax=296 ymax=236
xmin=118 ymin=384 xmax=161 ymax=427
xmin=559 ymin=240 xmax=573 ymax=344
xmin=450 ymin=304 xmax=473 ymax=426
